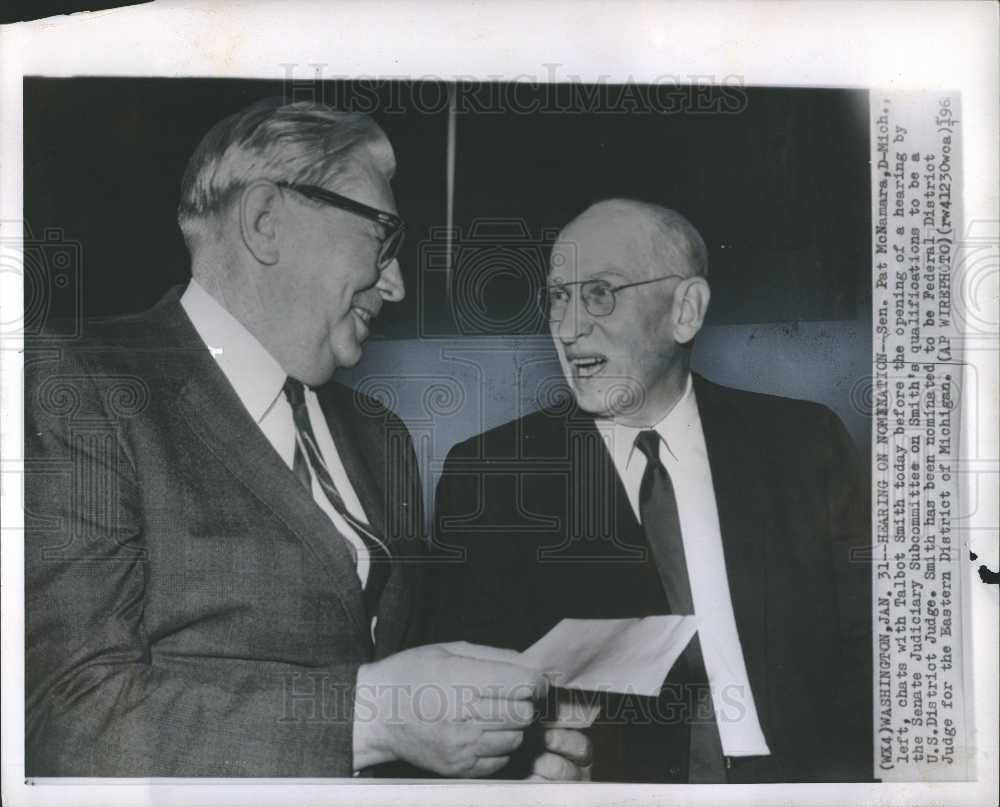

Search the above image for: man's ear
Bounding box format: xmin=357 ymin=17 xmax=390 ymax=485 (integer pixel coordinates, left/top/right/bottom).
xmin=238 ymin=181 xmax=282 ymax=266
xmin=671 ymin=276 xmax=711 ymax=344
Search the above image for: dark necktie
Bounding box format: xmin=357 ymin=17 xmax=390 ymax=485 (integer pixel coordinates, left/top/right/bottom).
xmin=282 ymin=377 xmax=392 ymax=620
xmin=635 ymin=429 xmax=726 ymax=783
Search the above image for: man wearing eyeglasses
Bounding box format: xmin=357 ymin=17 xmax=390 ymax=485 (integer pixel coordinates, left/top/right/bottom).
xmin=25 ymin=98 xmax=592 ymax=780
xmin=427 ymin=198 xmax=872 ymax=783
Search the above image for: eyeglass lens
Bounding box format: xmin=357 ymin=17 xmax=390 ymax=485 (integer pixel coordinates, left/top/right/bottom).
xmin=541 ymin=281 xmax=615 ymax=320
xmin=378 ymin=226 xmax=404 ymax=268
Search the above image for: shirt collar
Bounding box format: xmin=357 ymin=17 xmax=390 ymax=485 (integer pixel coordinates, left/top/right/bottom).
xmin=596 ymin=374 xmax=698 ymax=471
xmin=180 ymin=278 xmax=287 ymax=424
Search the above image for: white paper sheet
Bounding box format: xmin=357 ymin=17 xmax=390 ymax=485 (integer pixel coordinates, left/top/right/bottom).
xmin=517 ymin=616 xmax=698 ymax=697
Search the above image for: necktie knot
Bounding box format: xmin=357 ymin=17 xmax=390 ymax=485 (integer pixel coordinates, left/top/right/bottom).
xmin=283 ymin=377 xmax=306 ymax=408
xmin=635 ymin=429 xmax=662 ymax=465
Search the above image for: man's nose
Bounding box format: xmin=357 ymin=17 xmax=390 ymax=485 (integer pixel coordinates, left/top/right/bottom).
xmin=376 ymin=259 xmax=405 ymax=303
xmin=556 ymin=295 xmax=591 ymax=343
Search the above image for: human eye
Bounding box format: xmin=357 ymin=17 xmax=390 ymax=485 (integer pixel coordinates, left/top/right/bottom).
xmin=548 ymin=286 xmax=571 ymax=304
xmin=585 ymin=281 xmax=614 ymax=302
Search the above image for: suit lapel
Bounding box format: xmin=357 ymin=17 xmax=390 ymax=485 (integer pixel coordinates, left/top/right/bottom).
xmin=315 ymin=384 xmax=419 ymax=657
xmin=154 ymin=294 xmax=369 ymax=644
xmin=693 ymin=374 xmax=772 ymax=740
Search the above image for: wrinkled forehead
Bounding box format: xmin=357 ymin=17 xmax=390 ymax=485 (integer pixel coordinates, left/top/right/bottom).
xmin=547 ymin=214 xmax=653 ymax=284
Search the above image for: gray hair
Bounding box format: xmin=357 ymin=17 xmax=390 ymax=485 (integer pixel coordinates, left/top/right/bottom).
xmin=177 ymin=97 xmax=393 ymax=250
xmin=643 ymin=203 xmax=708 ymax=278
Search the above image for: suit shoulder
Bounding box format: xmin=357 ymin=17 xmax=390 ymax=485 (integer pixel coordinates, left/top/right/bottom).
xmin=323 ymin=380 xmax=410 ymax=434
xmin=25 ymin=316 xmax=134 ymax=391
xmin=29 ymin=301 xmax=178 ymax=367
xmin=696 ymin=376 xmax=841 ymax=436
xmin=444 ymin=405 xmax=573 ymax=463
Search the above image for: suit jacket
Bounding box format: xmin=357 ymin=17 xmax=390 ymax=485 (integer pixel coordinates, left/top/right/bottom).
xmin=24 ymin=288 xmax=425 ymax=777
xmin=425 ymin=374 xmax=873 ymax=783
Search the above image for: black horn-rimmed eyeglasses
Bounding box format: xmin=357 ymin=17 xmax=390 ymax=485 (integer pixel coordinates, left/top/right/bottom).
xmin=276 ymin=181 xmax=406 ymax=270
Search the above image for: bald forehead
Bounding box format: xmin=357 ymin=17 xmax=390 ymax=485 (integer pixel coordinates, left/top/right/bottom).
xmin=571 ymin=199 xmax=656 ymax=230
xmin=550 ymin=199 xmax=706 ymax=282
xmin=362 ymin=129 xmax=397 ymax=180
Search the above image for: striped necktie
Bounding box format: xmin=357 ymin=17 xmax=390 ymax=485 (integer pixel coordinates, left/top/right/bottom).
xmin=282 ymin=377 xmax=392 ymax=619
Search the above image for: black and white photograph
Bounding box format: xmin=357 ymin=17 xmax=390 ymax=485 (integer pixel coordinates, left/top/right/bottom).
xmin=1 ymin=3 xmax=997 ymax=806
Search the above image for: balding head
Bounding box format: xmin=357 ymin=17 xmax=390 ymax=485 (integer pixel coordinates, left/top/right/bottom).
xmin=557 ymin=198 xmax=708 ymax=282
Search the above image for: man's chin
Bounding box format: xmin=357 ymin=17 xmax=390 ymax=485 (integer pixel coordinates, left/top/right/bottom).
xmin=570 ymin=378 xmax=646 ymax=420
xmin=332 ymin=347 xmax=363 ymax=371
xmin=567 ymin=383 xmax=612 ymax=418
xmin=329 ymin=328 xmax=366 ymax=372
xmin=299 ymin=348 xmax=361 ymax=387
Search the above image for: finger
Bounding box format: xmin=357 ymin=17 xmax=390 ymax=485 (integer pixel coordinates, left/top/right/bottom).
xmin=465 ymin=696 xmax=537 ymax=730
xmin=543 ymin=728 xmax=593 ymax=766
xmin=543 ymin=697 xmax=601 ymax=728
xmin=530 ymin=750 xmax=584 ymax=781
xmin=545 ymin=760 xmax=591 ymax=782
xmin=474 ymin=729 xmax=524 ymax=758
xmin=449 ymin=655 xmax=549 ymax=702
xmin=438 ymin=641 xmax=525 ymax=664
xmin=466 ymin=755 xmax=511 ymax=778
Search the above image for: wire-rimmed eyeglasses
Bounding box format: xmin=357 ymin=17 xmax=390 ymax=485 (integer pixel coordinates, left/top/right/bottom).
xmin=538 ymin=275 xmax=685 ymax=321
xmin=276 ymin=181 xmax=406 ymax=270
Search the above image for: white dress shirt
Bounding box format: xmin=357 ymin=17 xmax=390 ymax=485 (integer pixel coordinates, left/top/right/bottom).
xmin=594 ymin=375 xmax=771 ymax=757
xmin=180 ymin=279 xmax=372 ymax=588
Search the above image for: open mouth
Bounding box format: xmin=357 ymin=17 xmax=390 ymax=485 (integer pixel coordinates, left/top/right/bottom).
xmin=567 ymin=354 xmax=608 ymax=379
xmin=351 ymin=306 xmax=374 ymax=326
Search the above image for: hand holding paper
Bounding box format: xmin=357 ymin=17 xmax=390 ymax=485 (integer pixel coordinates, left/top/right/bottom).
xmin=419 ymin=617 xmax=696 ymax=779
xmin=520 ymin=615 xmax=699 ymax=696
xmin=353 ymin=642 xmax=547 ymax=777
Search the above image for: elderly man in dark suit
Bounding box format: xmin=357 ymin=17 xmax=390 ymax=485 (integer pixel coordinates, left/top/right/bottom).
xmin=24 ymin=98 xmax=591 ymax=779
xmin=427 ymin=199 xmax=873 ymax=783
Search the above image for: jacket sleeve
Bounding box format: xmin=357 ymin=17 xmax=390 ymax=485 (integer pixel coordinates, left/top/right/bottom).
xmin=24 ymin=354 xmax=361 ymax=777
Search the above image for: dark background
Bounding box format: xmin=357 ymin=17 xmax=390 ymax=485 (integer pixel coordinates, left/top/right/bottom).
xmin=22 ymin=76 xmax=874 ymax=508
xmin=24 ymin=78 xmax=871 ymax=339
xmin=0 ymin=0 xmax=147 ymax=25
